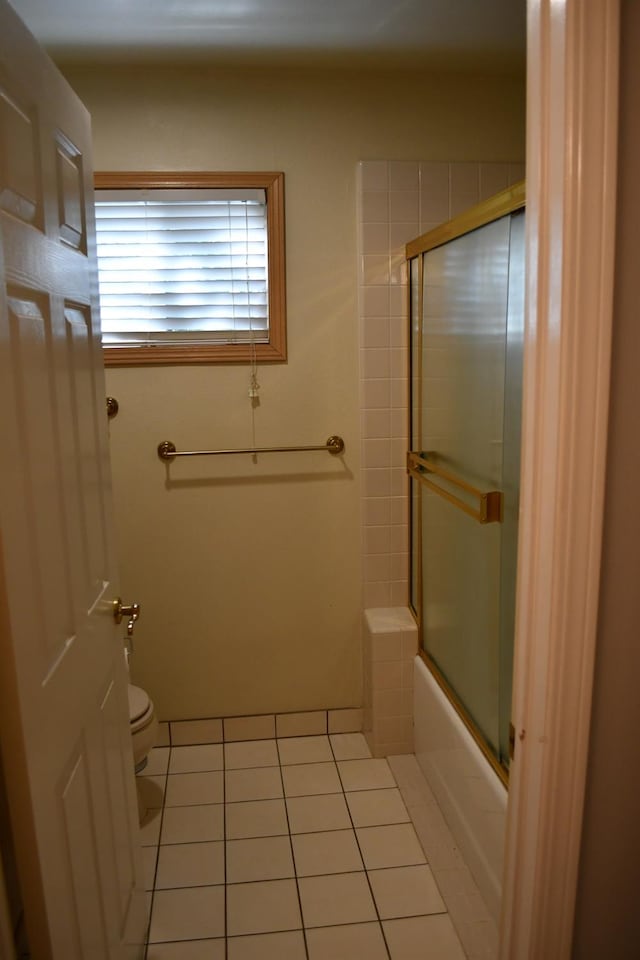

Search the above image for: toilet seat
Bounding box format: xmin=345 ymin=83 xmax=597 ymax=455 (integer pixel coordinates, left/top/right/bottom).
xmin=128 ymin=684 xmax=154 ymax=733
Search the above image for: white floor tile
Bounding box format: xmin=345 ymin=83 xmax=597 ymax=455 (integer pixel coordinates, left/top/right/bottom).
xmin=382 ymin=914 xmax=466 ymax=959
xmin=137 ymin=775 xmax=166 ymax=809
xmin=139 ymin=807 xmax=162 ymax=846
xmin=143 ymin=747 xmax=170 ymax=776
xmin=226 ymin=878 xmax=302 ymax=936
xmin=148 ymin=886 xmax=225 ymax=942
xmin=306 ymin=921 xmax=389 ymax=960
xmin=329 ymin=733 xmax=372 ymax=761
xmin=298 ymin=872 xmax=377 ymax=928
xmin=160 ymin=803 xmax=224 ymax=845
xmin=282 ymin=762 xmax=341 ymax=797
xmin=338 ymin=758 xmax=396 ymax=791
xmin=369 ymin=864 xmax=446 ymax=919
xmin=286 ymin=794 xmax=351 ymax=834
xmin=276 ymin=711 xmax=327 ymax=738
xmin=168 ymin=744 xmax=224 ymax=774
xmin=225 ymin=767 xmax=283 ymax=802
xmin=226 ymin=798 xmax=289 ymax=839
xmin=356 ymin=823 xmax=426 ymax=869
xmin=155 ymin=841 xmax=225 ymax=889
xmin=226 ymin=835 xmax=295 ymax=883
xmin=224 ymin=715 xmax=275 ymax=742
xmin=170 ymin=717 xmax=223 ymax=746
xmin=142 ymin=846 xmax=157 ymax=891
xmin=146 ymin=939 xmax=225 ymax=960
xmin=292 ymin=829 xmax=363 ymax=877
xmin=164 ymin=771 xmax=224 ymax=807
xmin=225 ymin=739 xmax=279 ymax=770
xmin=155 ymin=722 xmax=171 ymax=748
xmin=143 ymin=733 xmax=490 ymax=959
xmin=346 ymin=787 xmax=410 ymax=827
xmin=227 ymin=930 xmax=307 ymax=960
xmin=278 ymin=736 xmax=333 ymax=765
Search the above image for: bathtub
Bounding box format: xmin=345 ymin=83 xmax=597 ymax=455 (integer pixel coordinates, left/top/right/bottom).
xmin=413 ymin=654 xmax=507 ymax=924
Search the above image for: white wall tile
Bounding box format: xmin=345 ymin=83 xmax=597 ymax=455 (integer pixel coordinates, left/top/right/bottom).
xmin=449 ymin=163 xmax=480 ymax=218
xmin=389 ymin=287 xmax=406 ymax=319
xmin=391 ymin=581 xmax=409 ymax=606
xmin=389 ymin=315 xmax=407 ymax=347
xmin=372 ymin=661 xmax=402 ymax=689
xmin=362 ymin=222 xmax=390 ymax=255
xmin=364 ymin=526 xmax=392 ymax=556
xmin=389 ymin=221 xmax=419 ymax=248
xmin=363 ymin=497 xmax=392 ymax=526
xmin=419 ymin=162 xmax=450 ymax=225
xmin=360 ymin=160 xmax=389 ymax=191
xmin=389 ymin=161 xmax=419 ymax=191
xmin=363 ymin=286 xmax=390 ymax=318
xmin=390 ymin=468 xmax=408 ymax=497
xmin=362 ymin=254 xmax=391 ymax=285
xmin=364 ymin=582 xmax=392 ymax=608
xmin=389 ymin=253 xmax=405 ymax=286
xmin=362 ymin=438 xmax=392 ymax=468
xmin=361 ymin=315 xmax=390 ymax=348
xmin=390 ymin=348 xmax=408 ymax=379
xmin=365 ymin=555 xmax=392 ymax=583
xmin=362 ymin=191 xmax=389 ymax=222
xmin=479 ymin=163 xmax=510 ymax=201
xmin=391 ymin=410 xmax=407 ymax=438
xmin=362 ymin=469 xmax=392 ymax=499
xmin=363 ymin=379 xmax=391 ymax=409
xmin=390 ymin=497 xmax=408 ymax=525
xmin=390 ymin=191 xmax=420 ymax=223
xmin=362 ymin=348 xmax=391 ymax=380
xmin=362 ymin=410 xmax=391 ymax=439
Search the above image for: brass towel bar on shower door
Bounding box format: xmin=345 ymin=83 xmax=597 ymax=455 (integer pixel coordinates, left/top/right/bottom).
xmin=158 ymin=435 xmax=345 ymax=462
xmin=407 ymin=451 xmax=503 ymax=524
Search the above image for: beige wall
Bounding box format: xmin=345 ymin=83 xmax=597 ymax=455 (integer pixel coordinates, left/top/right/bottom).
xmin=61 ymin=62 xmax=524 ymax=721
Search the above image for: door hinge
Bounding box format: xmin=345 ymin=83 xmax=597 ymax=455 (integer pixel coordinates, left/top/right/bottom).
xmin=509 ymin=722 xmax=516 ymax=761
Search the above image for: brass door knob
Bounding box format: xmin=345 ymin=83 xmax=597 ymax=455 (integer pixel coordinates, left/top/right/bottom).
xmin=113 ymin=598 xmax=141 ymax=637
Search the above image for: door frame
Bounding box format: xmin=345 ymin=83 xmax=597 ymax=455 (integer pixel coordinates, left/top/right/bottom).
xmin=501 ymin=1 xmax=620 ymax=956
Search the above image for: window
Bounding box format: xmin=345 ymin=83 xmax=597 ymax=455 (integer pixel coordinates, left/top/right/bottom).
xmin=94 ymin=172 xmax=286 ymax=365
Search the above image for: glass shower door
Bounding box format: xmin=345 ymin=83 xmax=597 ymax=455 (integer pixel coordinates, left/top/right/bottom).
xmin=408 ymin=197 xmax=524 ymax=776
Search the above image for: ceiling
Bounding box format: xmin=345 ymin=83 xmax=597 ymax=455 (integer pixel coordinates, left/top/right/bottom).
xmin=9 ymin=0 xmax=526 ymax=72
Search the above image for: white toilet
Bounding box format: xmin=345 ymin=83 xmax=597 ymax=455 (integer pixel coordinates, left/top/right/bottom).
xmin=128 ymin=683 xmax=158 ymax=773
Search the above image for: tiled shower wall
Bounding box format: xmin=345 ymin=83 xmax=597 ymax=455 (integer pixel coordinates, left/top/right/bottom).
xmin=357 ymin=160 xmax=525 ymax=608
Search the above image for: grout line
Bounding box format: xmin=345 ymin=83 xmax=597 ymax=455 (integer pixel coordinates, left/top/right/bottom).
xmin=144 ymin=737 xmax=477 ymax=956
xmin=330 ymin=736 xmax=392 ymax=959
xmin=275 ymin=737 xmax=310 ymax=960
xmin=222 ymin=741 xmax=228 ymax=960
xmin=143 ymin=746 xmax=171 ymax=951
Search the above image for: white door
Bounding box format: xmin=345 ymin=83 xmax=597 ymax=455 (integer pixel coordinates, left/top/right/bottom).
xmin=0 ymin=3 xmax=146 ymax=957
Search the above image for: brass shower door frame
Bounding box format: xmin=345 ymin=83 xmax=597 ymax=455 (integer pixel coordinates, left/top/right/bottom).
xmin=406 ymin=181 xmax=525 ymax=787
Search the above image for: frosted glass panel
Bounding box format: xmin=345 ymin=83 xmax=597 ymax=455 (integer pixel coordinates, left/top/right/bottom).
xmin=420 ymin=216 xmax=510 ymax=755
xmin=410 ymin=207 xmax=527 ymax=773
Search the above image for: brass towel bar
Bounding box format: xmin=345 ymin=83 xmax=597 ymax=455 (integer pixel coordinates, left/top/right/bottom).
xmin=158 ymin=435 xmax=345 ymax=462
xmin=407 ymin=451 xmax=503 ymax=524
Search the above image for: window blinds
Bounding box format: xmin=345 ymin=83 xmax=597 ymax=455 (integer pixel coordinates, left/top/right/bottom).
xmin=95 ymin=188 xmax=269 ymax=346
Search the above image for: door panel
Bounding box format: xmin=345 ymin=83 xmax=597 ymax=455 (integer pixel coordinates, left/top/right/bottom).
xmin=0 ymin=85 xmax=39 ymax=224
xmin=0 ymin=2 xmax=146 ymax=956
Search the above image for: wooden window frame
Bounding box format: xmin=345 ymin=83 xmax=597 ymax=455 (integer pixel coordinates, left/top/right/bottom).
xmin=94 ymin=171 xmax=287 ymax=366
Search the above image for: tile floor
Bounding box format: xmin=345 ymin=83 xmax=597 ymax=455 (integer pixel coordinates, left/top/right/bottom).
xmin=139 ymin=733 xmax=471 ymax=959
